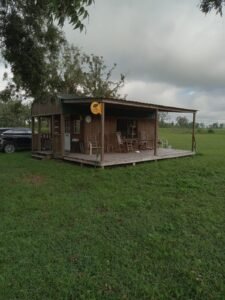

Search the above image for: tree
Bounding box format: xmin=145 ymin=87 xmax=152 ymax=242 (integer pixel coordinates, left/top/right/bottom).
xmin=176 ymin=116 xmax=189 ymax=128
xmin=159 ymin=112 xmax=169 ymax=127
xmin=81 ymin=53 xmax=125 ymax=98
xmin=0 ymin=0 xmax=94 ymax=31
xmin=44 ymin=45 xmax=125 ymax=99
xmin=1 ymin=44 xmax=125 ymax=103
xmin=0 ymin=82 xmax=31 ymax=126
xmin=200 ymin=0 xmax=225 ymax=15
xmin=0 ymin=0 xmax=94 ymax=100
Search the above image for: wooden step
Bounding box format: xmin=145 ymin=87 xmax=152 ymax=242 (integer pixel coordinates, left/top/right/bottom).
xmin=32 ymin=151 xmax=53 ymax=160
xmin=32 ymin=154 xmax=46 ymax=160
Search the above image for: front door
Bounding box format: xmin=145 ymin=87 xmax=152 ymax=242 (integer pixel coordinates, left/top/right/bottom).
xmin=71 ymin=116 xmax=83 ymax=153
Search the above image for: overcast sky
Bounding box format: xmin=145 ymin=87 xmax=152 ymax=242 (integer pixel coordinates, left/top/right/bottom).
xmin=64 ymin=0 xmax=225 ymax=124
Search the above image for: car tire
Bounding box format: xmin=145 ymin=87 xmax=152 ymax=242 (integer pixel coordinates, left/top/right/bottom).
xmin=4 ymin=143 xmax=16 ymax=153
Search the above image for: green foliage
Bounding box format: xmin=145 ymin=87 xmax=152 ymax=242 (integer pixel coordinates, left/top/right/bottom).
xmin=46 ymin=0 xmax=94 ymax=29
xmin=0 ymin=82 xmax=31 ymax=126
xmin=33 ymin=45 xmax=125 ymax=100
xmin=0 ymin=1 xmax=66 ymax=100
xmin=0 ymin=129 xmax=225 ymax=299
xmin=208 ymin=128 xmax=215 ymax=133
xmin=75 ymin=50 xmax=125 ymax=98
xmin=176 ymin=116 xmax=189 ymax=128
xmin=0 ymin=0 xmax=123 ymax=103
xmin=200 ymin=0 xmax=225 ymax=15
xmin=0 ymin=0 xmax=94 ymax=101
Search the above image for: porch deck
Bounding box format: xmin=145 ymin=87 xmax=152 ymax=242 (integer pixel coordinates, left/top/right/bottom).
xmin=63 ymin=148 xmax=195 ymax=167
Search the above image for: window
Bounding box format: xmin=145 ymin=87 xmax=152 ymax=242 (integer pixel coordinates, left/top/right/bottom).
xmin=117 ymin=119 xmax=137 ymax=138
xmin=65 ymin=118 xmax=70 ymax=133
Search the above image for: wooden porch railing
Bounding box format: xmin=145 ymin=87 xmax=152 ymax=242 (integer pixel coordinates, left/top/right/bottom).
xmin=32 ymin=133 xmax=62 ymax=156
xmin=32 ymin=134 xmax=39 ymax=151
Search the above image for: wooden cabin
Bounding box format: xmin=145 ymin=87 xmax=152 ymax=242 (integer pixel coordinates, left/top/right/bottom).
xmin=31 ymin=95 xmax=197 ymax=167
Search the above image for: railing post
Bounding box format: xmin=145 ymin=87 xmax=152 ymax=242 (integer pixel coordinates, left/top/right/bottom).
xmin=38 ymin=117 xmax=41 ymax=151
xmin=51 ymin=115 xmax=54 ymax=154
xmin=154 ymin=109 xmax=158 ymax=156
xmin=100 ymin=102 xmax=105 ymax=165
xmin=61 ymin=114 xmax=65 ymax=157
xmin=31 ymin=117 xmax=34 ymax=152
xmin=192 ymin=112 xmax=196 ymax=152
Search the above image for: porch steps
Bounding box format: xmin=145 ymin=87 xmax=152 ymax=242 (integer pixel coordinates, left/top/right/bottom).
xmin=32 ymin=151 xmax=53 ymax=160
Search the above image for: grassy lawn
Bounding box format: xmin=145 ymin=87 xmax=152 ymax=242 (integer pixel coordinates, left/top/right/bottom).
xmin=0 ymin=128 xmax=225 ymax=299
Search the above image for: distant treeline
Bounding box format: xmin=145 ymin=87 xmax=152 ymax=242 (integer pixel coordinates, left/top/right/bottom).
xmin=159 ymin=113 xmax=224 ymax=129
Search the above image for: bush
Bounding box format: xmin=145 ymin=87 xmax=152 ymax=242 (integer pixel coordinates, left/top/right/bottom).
xmin=208 ymin=129 xmax=215 ymax=134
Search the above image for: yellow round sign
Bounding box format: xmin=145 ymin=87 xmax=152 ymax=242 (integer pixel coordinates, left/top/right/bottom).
xmin=90 ymin=102 xmax=102 ymax=115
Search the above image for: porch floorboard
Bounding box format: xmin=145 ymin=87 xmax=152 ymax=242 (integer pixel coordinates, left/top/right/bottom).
xmin=63 ymin=148 xmax=195 ymax=167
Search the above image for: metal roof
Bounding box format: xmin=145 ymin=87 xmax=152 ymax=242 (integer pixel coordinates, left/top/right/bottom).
xmin=58 ymin=94 xmax=197 ymax=113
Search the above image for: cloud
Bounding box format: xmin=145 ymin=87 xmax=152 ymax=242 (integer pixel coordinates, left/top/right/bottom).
xmin=121 ymin=80 xmax=225 ymax=123
xmin=1 ymin=0 xmax=224 ymax=123
xmin=63 ymin=0 xmax=225 ymax=124
xmin=65 ymin=0 xmax=225 ymax=88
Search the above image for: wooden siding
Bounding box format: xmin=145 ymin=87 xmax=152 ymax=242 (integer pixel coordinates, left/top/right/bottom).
xmin=82 ymin=115 xmax=155 ymax=153
xmin=138 ymin=119 xmax=155 ymax=140
xmin=32 ymin=101 xmax=62 ymax=116
xmin=83 ymin=116 xmax=101 ymax=153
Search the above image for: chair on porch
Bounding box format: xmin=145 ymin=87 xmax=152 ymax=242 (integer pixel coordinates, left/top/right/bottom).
xmin=158 ymin=138 xmax=169 ymax=148
xmin=116 ymin=132 xmax=133 ymax=152
xmin=87 ymin=136 xmax=101 ymax=156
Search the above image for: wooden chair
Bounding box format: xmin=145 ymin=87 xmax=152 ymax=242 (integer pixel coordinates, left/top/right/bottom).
xmin=88 ymin=136 xmax=101 ymax=155
xmin=158 ymin=138 xmax=169 ymax=148
xmin=116 ymin=132 xmax=127 ymax=152
xmin=116 ymin=132 xmax=134 ymax=152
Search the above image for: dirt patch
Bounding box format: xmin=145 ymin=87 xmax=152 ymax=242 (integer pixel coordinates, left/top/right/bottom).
xmin=23 ymin=174 xmax=45 ymax=186
xmin=96 ymin=206 xmax=109 ymax=214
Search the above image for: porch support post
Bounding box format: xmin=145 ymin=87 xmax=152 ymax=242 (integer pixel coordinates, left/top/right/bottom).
xmin=38 ymin=116 xmax=41 ymax=151
xmin=192 ymin=112 xmax=196 ymax=152
xmin=154 ymin=109 xmax=158 ymax=156
xmin=100 ymin=102 xmax=105 ymax=164
xmin=31 ymin=117 xmax=34 ymax=152
xmin=51 ymin=115 xmax=54 ymax=153
xmin=61 ymin=114 xmax=65 ymax=157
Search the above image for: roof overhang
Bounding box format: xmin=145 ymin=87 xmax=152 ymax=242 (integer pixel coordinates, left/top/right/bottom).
xmin=58 ymin=95 xmax=197 ymax=114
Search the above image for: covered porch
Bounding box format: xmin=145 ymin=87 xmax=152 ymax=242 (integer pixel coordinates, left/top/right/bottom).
xmin=31 ymin=96 xmax=197 ymax=167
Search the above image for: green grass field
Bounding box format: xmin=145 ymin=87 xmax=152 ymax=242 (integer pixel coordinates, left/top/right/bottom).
xmin=0 ymin=128 xmax=225 ymax=299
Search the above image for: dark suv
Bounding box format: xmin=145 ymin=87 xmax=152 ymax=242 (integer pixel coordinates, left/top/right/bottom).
xmin=0 ymin=128 xmax=32 ymax=153
xmin=0 ymin=128 xmax=11 ymax=134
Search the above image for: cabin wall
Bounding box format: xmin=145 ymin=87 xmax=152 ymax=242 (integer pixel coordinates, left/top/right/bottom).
xmin=32 ymin=102 xmax=156 ymax=155
xmin=83 ymin=116 xmax=100 ymax=152
xmin=32 ymin=101 xmax=62 ymax=116
xmin=82 ymin=115 xmax=155 ymax=153
xmin=138 ymin=119 xmax=155 ymax=139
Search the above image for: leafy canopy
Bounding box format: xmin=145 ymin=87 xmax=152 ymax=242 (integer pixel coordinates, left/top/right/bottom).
xmin=0 ymin=81 xmax=31 ymax=127
xmin=0 ymin=0 xmax=94 ymax=100
xmin=200 ymin=0 xmax=225 ymax=15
